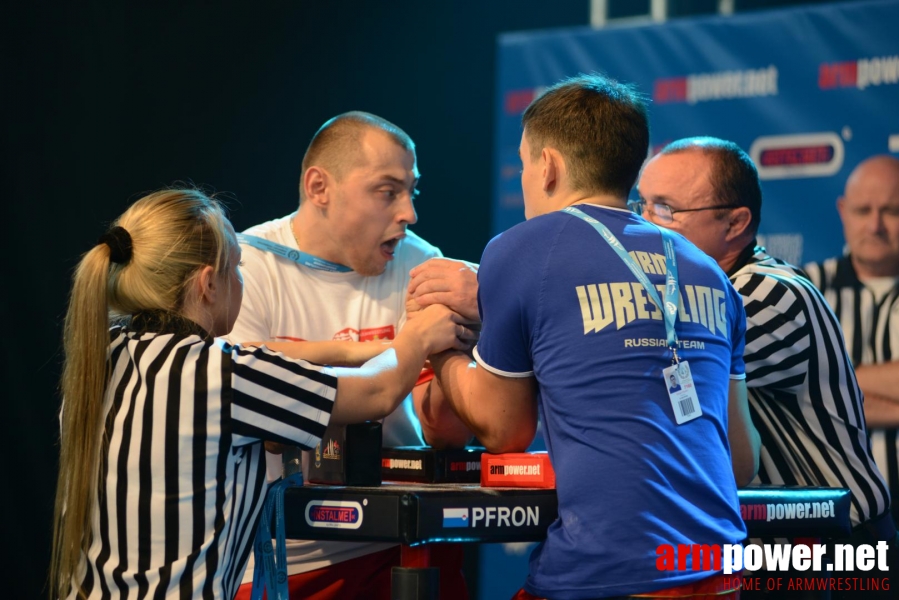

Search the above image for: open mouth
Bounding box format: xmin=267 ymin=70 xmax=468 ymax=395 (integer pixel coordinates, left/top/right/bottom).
xmin=380 ymin=234 xmax=405 ymax=259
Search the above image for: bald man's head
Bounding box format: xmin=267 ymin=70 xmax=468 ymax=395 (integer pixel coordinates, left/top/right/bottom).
xmin=838 ymin=155 xmax=899 ymax=278
xmin=845 ymin=155 xmax=899 ymax=198
xmin=299 ymin=111 xmax=415 ymax=202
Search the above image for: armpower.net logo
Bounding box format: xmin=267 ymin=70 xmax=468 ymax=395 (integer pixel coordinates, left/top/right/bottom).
xmin=653 ymin=66 xmax=778 ymax=105
xmin=819 ymin=55 xmax=899 ymax=90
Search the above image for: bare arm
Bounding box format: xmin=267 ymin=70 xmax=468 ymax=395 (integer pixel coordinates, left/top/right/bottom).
xmin=863 ymin=392 xmax=899 ymax=428
xmin=412 ymin=376 xmax=474 ymax=449
xmin=855 ymin=362 xmax=899 ymax=404
xmin=430 ymin=350 xmax=538 ymax=453
xmin=242 ymin=340 xmax=388 ymax=367
xmin=406 ymin=301 xmax=478 ymax=448
xmin=728 ymin=378 xmax=761 ymax=487
xmin=326 ymin=306 xmax=472 ymax=425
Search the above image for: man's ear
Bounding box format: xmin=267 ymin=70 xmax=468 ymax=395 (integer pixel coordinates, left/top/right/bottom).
xmin=836 ymin=196 xmax=846 ymax=220
xmin=725 ymin=207 xmax=753 ymax=242
xmin=541 ymin=148 xmax=561 ymax=194
xmin=303 ymin=167 xmax=331 ymax=208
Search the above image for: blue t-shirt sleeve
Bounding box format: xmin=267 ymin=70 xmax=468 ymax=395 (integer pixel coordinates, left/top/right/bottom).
xmin=473 ymin=228 xmax=539 ymax=377
xmin=728 ymin=282 xmax=747 ymax=379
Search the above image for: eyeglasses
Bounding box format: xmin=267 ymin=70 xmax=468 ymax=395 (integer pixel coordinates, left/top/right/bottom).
xmin=627 ymin=198 xmax=739 ymax=224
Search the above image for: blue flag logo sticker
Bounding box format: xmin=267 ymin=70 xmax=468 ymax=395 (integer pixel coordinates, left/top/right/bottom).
xmin=443 ymin=508 xmax=469 ymax=528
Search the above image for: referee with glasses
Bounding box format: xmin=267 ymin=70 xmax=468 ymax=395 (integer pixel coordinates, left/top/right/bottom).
xmin=637 ymin=138 xmax=896 ymax=599
xmin=805 ymin=156 xmax=899 ymax=527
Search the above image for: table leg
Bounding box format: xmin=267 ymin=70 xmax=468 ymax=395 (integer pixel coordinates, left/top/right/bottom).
xmin=391 ymin=544 xmax=440 ymax=600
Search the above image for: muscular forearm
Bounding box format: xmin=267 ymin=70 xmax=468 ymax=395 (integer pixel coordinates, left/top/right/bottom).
xmin=430 ymin=351 xmax=536 ymax=453
xmin=329 ymin=337 xmax=429 ymax=425
xmin=855 ymin=362 xmax=899 ymax=403
xmin=414 ymin=377 xmax=474 ymax=449
xmin=864 ymin=393 xmax=899 ymax=428
xmin=428 ymin=351 xmax=478 ymax=433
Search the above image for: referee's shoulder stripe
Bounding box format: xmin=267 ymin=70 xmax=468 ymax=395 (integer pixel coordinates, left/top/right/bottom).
xmin=232 ymin=387 xmax=331 ymax=431
xmin=747 ymin=275 xmax=788 ymax=304
xmin=744 ymin=325 xmax=808 ymax=360
xmin=744 ymin=299 xmax=804 ymax=335
xmin=232 ymin=367 xmax=336 ymax=414
xmin=732 ymin=271 xmax=765 ymax=297
xmin=745 ymin=352 xmax=808 ymax=382
xmin=763 ymin=372 xmax=806 ymax=390
xmin=232 ymin=344 xmax=339 ymax=388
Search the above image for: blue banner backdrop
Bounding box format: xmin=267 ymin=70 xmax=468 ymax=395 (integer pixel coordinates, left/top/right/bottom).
xmin=483 ymin=2 xmax=899 ymax=598
xmin=492 ymin=0 xmax=899 ymax=266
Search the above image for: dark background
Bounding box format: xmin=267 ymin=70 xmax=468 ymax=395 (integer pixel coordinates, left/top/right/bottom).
xmin=3 ymin=1 xmax=843 ymax=597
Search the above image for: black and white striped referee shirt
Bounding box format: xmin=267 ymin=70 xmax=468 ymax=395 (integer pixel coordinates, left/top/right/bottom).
xmin=805 ymin=254 xmax=899 ymax=521
xmin=66 ymin=314 xmax=336 ymax=600
xmin=731 ymin=247 xmax=890 ymax=528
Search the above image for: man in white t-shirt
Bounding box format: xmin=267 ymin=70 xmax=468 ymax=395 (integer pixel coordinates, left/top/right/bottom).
xmin=230 ymin=112 xmax=473 ymax=600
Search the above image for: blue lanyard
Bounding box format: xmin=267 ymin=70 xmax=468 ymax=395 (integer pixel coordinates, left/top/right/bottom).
xmin=563 ymin=206 xmax=681 ymax=358
xmin=238 ymin=233 xmax=353 ymax=273
xmin=250 ymin=472 xmax=305 ymax=600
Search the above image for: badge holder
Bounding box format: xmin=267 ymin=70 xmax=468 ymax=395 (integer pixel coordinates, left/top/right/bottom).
xmin=663 ymin=353 xmax=702 ymax=425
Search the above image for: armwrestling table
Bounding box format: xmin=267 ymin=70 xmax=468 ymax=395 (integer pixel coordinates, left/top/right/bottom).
xmin=281 ymin=483 xmax=851 ymax=600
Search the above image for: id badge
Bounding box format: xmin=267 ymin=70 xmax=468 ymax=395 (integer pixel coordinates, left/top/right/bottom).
xmin=663 ymin=361 xmax=702 ymax=425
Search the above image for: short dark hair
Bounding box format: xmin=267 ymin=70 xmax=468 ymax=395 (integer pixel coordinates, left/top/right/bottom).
xmin=521 ymin=74 xmax=649 ymax=198
xmin=299 ymin=111 xmax=415 ymax=201
xmin=659 ymin=137 xmax=762 ymax=234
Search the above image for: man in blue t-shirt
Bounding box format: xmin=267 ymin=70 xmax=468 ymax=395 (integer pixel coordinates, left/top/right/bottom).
xmin=432 ymin=74 xmax=760 ymax=600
